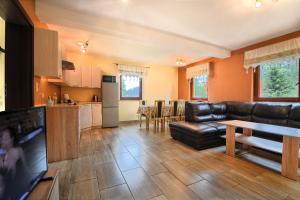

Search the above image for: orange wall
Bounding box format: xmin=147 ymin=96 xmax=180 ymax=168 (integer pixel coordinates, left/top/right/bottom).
xmin=19 ymin=0 xmax=61 ymax=105
xmin=179 ymin=31 xmax=300 ymax=102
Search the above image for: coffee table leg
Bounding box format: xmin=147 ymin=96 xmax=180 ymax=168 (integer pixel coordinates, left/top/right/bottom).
xmin=282 ymin=136 xmax=300 ymax=180
xmin=242 ymin=128 xmax=252 ymax=150
xmin=226 ymin=125 xmax=236 ymax=157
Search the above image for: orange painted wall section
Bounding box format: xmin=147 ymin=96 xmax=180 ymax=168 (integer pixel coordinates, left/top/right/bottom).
xmin=179 ymin=30 xmax=300 ymax=102
xmin=208 ymin=54 xmax=253 ymax=102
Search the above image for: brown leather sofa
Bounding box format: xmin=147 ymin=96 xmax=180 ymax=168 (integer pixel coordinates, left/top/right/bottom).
xmin=169 ymin=101 xmax=300 ymax=150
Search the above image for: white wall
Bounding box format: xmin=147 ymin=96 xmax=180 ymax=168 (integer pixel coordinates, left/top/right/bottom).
xmin=66 ymin=52 xmax=178 ymax=121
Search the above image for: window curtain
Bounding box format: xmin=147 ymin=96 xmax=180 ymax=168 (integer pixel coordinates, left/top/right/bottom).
xmin=117 ymin=64 xmax=148 ymax=77
xmin=186 ymin=63 xmax=210 ymax=80
xmin=244 ymin=37 xmax=300 ymax=71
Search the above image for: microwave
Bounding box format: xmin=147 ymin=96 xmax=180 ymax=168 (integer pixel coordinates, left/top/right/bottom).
xmin=102 ymin=75 xmax=116 ymax=83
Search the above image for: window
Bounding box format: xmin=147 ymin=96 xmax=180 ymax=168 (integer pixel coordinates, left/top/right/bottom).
xmin=120 ymin=75 xmax=142 ymax=100
xmin=254 ymin=59 xmax=300 ymax=101
xmin=191 ymin=74 xmax=208 ymax=100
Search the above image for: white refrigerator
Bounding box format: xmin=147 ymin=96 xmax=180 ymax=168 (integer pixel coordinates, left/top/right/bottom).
xmin=102 ymin=82 xmax=119 ymax=127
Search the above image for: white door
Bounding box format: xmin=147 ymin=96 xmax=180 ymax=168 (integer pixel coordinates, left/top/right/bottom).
xmin=91 ymin=67 xmax=101 ymax=88
xmin=81 ymin=65 xmax=92 ymax=87
xmin=92 ymin=104 xmax=102 ymax=126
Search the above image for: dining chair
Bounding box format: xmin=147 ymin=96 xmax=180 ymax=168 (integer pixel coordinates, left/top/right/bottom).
xmin=178 ymin=99 xmax=186 ymax=121
xmin=138 ymin=100 xmax=147 ymax=128
xmin=167 ymin=100 xmax=180 ymax=122
xmin=153 ymin=100 xmax=165 ymax=130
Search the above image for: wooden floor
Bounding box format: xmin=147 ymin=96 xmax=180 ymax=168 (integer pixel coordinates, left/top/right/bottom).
xmin=49 ymin=123 xmax=300 ymax=200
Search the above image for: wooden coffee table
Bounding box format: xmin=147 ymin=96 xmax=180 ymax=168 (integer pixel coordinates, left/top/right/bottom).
xmin=219 ymin=120 xmax=300 ymax=181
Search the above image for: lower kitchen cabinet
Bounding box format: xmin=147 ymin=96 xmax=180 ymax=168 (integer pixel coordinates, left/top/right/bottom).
xmin=80 ymin=103 xmax=102 ymax=130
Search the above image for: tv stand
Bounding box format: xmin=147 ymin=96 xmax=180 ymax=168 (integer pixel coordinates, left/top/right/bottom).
xmin=27 ymin=169 xmax=59 ymax=200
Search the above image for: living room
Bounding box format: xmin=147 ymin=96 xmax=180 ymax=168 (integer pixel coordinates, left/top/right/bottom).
xmin=1 ymin=0 xmax=300 ymax=200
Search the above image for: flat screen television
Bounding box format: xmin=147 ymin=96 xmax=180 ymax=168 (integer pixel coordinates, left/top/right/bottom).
xmin=0 ymin=106 xmax=47 ymax=200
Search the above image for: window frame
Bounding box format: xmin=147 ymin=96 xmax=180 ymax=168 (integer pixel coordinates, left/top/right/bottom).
xmin=190 ymin=76 xmax=208 ymax=101
xmin=253 ymin=59 xmax=300 ymax=102
xmin=120 ymin=75 xmax=143 ymax=100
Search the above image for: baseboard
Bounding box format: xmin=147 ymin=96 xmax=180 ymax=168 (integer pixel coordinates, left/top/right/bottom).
xmin=119 ymin=120 xmax=139 ymax=124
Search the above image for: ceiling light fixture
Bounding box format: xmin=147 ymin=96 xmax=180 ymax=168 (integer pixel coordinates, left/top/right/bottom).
xmin=255 ymin=0 xmax=278 ymax=8
xmin=176 ymin=59 xmax=186 ymax=67
xmin=77 ymin=40 xmax=89 ymax=53
xmin=255 ymin=0 xmax=262 ymax=8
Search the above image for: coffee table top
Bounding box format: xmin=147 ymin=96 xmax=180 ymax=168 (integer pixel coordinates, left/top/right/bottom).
xmin=219 ymin=120 xmax=300 ymax=138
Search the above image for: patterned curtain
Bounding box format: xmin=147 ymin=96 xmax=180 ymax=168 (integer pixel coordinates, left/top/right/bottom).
xmin=244 ymin=37 xmax=300 ymax=71
xmin=118 ymin=64 xmax=149 ymax=77
xmin=186 ymin=63 xmax=210 ymax=80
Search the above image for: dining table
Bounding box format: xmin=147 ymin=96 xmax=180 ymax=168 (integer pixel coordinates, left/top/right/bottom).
xmin=137 ymin=104 xmax=184 ymax=129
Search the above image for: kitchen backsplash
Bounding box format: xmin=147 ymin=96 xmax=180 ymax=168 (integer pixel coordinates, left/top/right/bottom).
xmin=61 ymin=86 xmax=101 ymax=102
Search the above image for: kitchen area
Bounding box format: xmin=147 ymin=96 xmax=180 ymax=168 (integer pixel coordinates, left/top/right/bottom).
xmin=34 ymin=27 xmax=119 ymax=162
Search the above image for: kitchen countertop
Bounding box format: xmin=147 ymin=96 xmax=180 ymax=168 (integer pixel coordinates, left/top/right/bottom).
xmin=77 ymin=101 xmax=102 ymax=105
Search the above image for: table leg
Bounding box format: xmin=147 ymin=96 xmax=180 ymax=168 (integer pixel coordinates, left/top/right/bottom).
xmin=281 ymin=136 xmax=300 ymax=180
xmin=242 ymin=128 xmax=252 ymax=150
xmin=226 ymin=125 xmax=236 ymax=157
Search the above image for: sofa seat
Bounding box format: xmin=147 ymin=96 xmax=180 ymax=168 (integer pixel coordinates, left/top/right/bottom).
xmin=169 ymin=121 xmax=225 ymax=150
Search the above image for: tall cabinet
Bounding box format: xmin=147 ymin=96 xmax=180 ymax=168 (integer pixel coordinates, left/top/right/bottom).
xmin=34 ymin=28 xmax=62 ymax=78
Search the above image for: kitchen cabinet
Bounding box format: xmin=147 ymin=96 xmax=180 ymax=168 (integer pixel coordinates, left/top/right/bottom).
xmin=79 ymin=104 xmax=92 ymax=130
xmin=92 ymin=103 xmax=102 ymax=127
xmin=81 ymin=65 xmax=92 ymax=88
xmin=34 ymin=28 xmax=62 ymax=78
xmin=91 ymin=67 xmax=102 ymax=88
xmin=79 ymin=103 xmax=102 ymax=130
xmin=64 ymin=65 xmax=82 ymax=87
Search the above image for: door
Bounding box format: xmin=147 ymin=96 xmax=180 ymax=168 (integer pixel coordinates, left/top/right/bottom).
xmin=102 ymin=107 xmax=118 ymax=127
xmin=92 ymin=103 xmax=102 ymax=126
xmin=91 ymin=67 xmax=101 ymax=88
xmin=81 ymin=65 xmax=92 ymax=87
xmin=102 ymin=82 xmax=119 ymax=108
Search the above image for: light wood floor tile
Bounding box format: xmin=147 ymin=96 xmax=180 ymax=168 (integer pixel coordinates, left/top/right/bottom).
xmin=151 ymin=172 xmax=199 ymax=200
xmin=99 ymin=184 xmax=134 ymax=200
xmin=70 ymin=156 xmax=96 ymax=183
xmin=114 ymin=152 xmax=140 ymax=172
xmin=123 ymin=168 xmax=162 ymax=200
xmin=163 ymin=159 xmax=203 ymax=185
xmin=68 ymin=179 xmax=99 ymax=200
xmin=96 ymin=162 xmax=125 ymax=189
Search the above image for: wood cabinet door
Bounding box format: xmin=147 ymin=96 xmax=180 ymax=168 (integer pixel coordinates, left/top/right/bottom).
xmin=91 ymin=67 xmax=101 ymax=88
xmin=81 ymin=65 xmax=92 ymax=88
xmin=92 ymin=104 xmax=102 ymax=126
xmin=80 ymin=104 xmax=92 ymax=129
xmin=34 ymin=28 xmax=60 ymax=78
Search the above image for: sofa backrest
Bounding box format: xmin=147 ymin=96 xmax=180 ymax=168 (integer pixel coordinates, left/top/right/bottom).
xmin=185 ymin=102 xmax=213 ymax=122
xmin=210 ymin=103 xmax=227 ymax=121
xmin=252 ymin=103 xmax=291 ymax=126
xmin=226 ymin=102 xmax=254 ymax=121
xmin=288 ymin=104 xmax=300 ymax=128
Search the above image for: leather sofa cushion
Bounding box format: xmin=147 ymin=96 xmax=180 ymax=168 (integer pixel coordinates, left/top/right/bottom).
xmin=252 ymin=103 xmax=291 ymax=126
xmin=226 ymin=102 xmax=254 ymax=121
xmin=185 ymin=102 xmax=213 ymax=122
xmin=203 ymin=122 xmax=226 ymax=135
xmin=169 ymin=121 xmax=217 ymax=137
xmin=210 ymin=103 xmax=227 ymax=121
xmin=288 ymin=105 xmax=300 ymax=128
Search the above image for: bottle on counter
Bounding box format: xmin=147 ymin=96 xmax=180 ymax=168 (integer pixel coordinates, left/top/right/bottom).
xmin=53 ymin=93 xmax=58 ymax=104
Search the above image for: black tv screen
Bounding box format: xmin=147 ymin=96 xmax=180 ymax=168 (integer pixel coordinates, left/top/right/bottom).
xmin=0 ymin=107 xmax=47 ymax=200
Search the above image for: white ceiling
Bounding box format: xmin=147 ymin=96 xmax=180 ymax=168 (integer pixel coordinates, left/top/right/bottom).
xmin=36 ymin=0 xmax=300 ymax=66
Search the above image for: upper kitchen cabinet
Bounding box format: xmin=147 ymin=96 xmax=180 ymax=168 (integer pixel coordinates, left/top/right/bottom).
xmin=91 ymin=66 xmax=102 ymax=88
xmin=64 ymin=65 xmax=82 ymax=87
xmin=34 ymin=28 xmax=62 ymax=78
xmin=81 ymin=65 xmax=92 ymax=88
